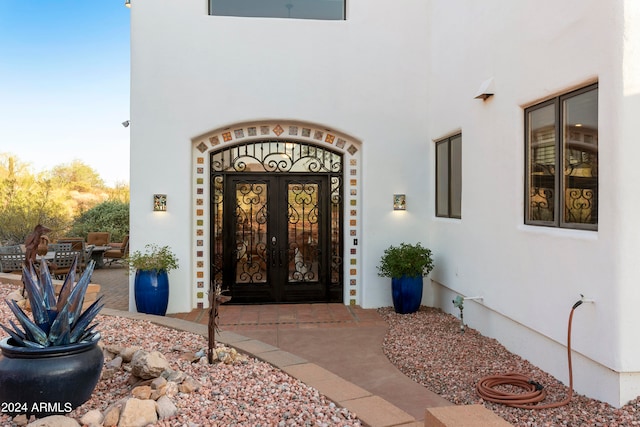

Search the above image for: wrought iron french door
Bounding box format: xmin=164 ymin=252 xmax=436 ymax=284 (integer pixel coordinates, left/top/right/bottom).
xmin=222 ymin=174 xmax=333 ymax=303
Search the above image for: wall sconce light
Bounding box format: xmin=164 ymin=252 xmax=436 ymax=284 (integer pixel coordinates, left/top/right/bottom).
xmin=125 ymin=0 xmax=131 ymax=8
xmin=121 ymin=120 xmax=130 ymax=128
xmin=393 ymin=194 xmax=406 ymax=211
xmin=154 ymin=194 xmax=167 ymax=212
xmin=474 ymin=77 xmax=494 ymax=101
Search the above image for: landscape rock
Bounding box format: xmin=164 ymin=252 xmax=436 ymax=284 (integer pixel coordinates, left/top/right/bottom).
xmin=179 ymin=375 xmax=202 ymax=393
xmin=101 ymin=401 xmax=124 ymax=427
xmin=25 ymin=415 xmax=80 ymax=427
xmin=163 ymin=381 xmax=179 ymax=398
xmin=150 ymin=376 xmax=167 ymax=390
xmin=79 ymin=409 xmax=103 ymax=427
xmin=155 ymin=396 xmax=178 ymax=420
xmin=164 ymin=369 xmax=185 ymax=384
xmin=13 ymin=414 xmax=29 ymax=426
xmin=130 ymin=350 xmax=169 ymax=379
xmin=7 ymin=290 xmax=24 ymax=302
xmin=131 ymin=385 xmax=152 ymax=400
xmin=117 ymin=398 xmax=158 ymax=427
xmin=119 ymin=346 xmax=142 ymax=362
xmin=106 ymin=356 xmax=123 ymax=369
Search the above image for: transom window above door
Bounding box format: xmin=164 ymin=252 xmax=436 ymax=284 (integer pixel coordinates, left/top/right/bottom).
xmin=209 ymin=0 xmax=345 ymax=20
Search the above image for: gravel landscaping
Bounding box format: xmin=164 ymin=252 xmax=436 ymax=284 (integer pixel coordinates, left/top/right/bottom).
xmin=0 ymin=284 xmax=361 ymax=427
xmin=379 ymin=306 xmax=640 ymax=427
xmin=1 ymin=280 xmax=640 ymax=426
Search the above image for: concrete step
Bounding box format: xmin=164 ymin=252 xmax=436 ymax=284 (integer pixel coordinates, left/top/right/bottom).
xmin=425 ymin=405 xmax=513 ymax=427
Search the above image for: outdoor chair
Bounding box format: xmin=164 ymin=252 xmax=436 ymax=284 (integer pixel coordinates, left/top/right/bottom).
xmin=87 ymin=232 xmax=110 ymax=246
xmin=57 ymin=238 xmax=90 ymax=273
xmin=0 ymin=252 xmax=26 ymax=273
xmin=56 ymin=238 xmax=85 ymax=252
xmin=48 ymin=243 xmax=72 ymax=252
xmin=0 ymin=245 xmax=23 ymax=254
xmin=49 ymin=250 xmax=81 ymax=280
xmin=56 ymin=239 xmax=96 ymax=273
xmin=104 ymin=234 xmax=129 ymax=266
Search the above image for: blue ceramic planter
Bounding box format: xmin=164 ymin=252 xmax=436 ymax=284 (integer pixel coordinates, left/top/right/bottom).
xmin=134 ymin=269 xmax=169 ymax=316
xmin=391 ymin=276 xmax=423 ymax=314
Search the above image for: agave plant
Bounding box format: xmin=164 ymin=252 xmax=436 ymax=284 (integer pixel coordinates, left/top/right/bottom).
xmin=0 ymin=257 xmax=103 ymax=348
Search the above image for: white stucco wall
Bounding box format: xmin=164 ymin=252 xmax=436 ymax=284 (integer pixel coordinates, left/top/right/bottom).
xmin=130 ymin=0 xmax=432 ymax=312
xmin=130 ymin=0 xmax=640 ymax=407
xmin=426 ymin=0 xmax=640 ymax=407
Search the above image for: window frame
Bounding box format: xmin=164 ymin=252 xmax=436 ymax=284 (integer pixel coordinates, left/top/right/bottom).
xmin=208 ymin=0 xmax=346 ymax=20
xmin=435 ymin=133 xmax=462 ymax=219
xmin=524 ymin=83 xmax=598 ymax=231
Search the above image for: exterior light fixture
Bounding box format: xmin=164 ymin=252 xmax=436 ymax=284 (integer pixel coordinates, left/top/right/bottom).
xmin=154 ymin=194 xmax=167 ymax=212
xmin=122 ymin=120 xmax=130 ymax=128
xmin=125 ymin=0 xmax=131 ymax=8
xmin=393 ymin=194 xmax=406 ymax=211
xmin=474 ymin=77 xmax=494 ymax=101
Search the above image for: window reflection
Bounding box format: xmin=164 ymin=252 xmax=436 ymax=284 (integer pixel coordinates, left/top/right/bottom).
xmin=210 ymin=0 xmax=345 ymax=20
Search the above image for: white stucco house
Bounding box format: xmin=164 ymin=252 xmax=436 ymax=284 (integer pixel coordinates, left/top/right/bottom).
xmin=128 ymin=0 xmax=640 ymax=407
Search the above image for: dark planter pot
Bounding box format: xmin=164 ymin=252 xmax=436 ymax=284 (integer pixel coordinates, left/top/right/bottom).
xmin=134 ymin=269 xmax=169 ymax=316
xmin=391 ymin=275 xmax=423 ymax=314
xmin=0 ymin=337 xmax=103 ymax=417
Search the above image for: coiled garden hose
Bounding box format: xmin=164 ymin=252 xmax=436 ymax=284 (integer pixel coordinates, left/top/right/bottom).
xmin=476 ymin=299 xmax=584 ymax=409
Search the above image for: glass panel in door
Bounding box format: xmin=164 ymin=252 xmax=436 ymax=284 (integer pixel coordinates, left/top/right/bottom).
xmin=234 ymin=182 xmax=268 ymax=284
xmin=287 ymin=181 xmax=320 ymax=284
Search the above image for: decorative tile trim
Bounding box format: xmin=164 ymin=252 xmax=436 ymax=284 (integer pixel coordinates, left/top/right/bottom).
xmin=192 ymin=121 xmax=362 ymax=308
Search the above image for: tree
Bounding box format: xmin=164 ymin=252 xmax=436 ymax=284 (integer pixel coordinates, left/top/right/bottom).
xmin=0 ymin=154 xmax=129 ymax=245
xmin=69 ymin=201 xmax=129 ymax=242
xmin=0 ymin=155 xmax=70 ymax=244
xmin=50 ymin=160 xmax=105 ymax=192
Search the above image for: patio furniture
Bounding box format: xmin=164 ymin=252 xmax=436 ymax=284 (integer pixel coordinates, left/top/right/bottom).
xmin=88 ymin=245 xmax=111 ymax=269
xmin=0 ymin=252 xmax=26 ymax=273
xmin=57 ymin=238 xmax=90 ymax=273
xmin=56 ymin=238 xmax=85 ymax=252
xmin=0 ymin=245 xmax=23 ymax=254
xmin=87 ymin=232 xmax=110 ymax=246
xmin=48 ymin=243 xmax=72 ymax=252
xmin=104 ymin=235 xmax=129 ymax=266
xmin=50 ymin=250 xmax=81 ymax=279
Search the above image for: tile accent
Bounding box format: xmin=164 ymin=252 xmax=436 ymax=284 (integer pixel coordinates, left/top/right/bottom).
xmin=193 ymin=121 xmax=362 ymax=308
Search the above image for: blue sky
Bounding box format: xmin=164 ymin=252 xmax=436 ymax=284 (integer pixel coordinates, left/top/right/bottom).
xmin=0 ymin=1 xmax=130 ymax=186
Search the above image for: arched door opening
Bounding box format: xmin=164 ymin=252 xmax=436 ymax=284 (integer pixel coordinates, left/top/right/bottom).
xmin=211 ymin=140 xmax=343 ymax=303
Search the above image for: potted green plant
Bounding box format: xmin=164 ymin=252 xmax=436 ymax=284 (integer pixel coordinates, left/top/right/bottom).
xmin=377 ymin=242 xmax=434 ymax=314
xmin=126 ymin=244 xmax=179 ymax=316
xmin=0 ymin=258 xmax=104 ymax=417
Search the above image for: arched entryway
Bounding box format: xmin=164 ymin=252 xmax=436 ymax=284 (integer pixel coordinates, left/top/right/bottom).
xmin=211 ymin=141 xmax=343 ymax=303
xmin=191 ymin=121 xmax=361 ymax=308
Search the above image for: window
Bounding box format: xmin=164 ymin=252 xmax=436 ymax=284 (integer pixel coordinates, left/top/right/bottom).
xmin=525 ymin=83 xmax=598 ymax=230
xmin=209 ymin=0 xmax=345 ymax=20
xmin=436 ymin=134 xmax=462 ymax=218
